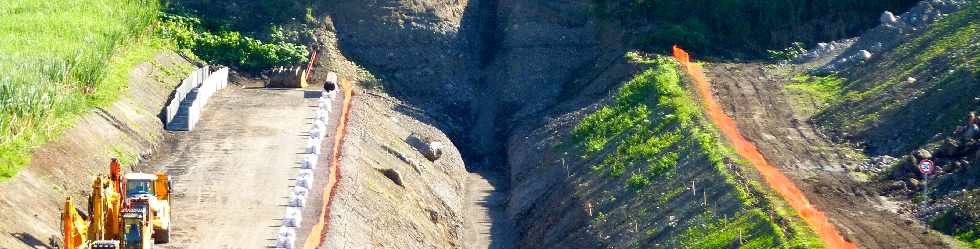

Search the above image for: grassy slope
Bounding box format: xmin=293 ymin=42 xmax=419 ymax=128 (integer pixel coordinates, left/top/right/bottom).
xmin=813 ymin=3 xmax=979 ymax=155
xmin=0 ymin=0 xmax=163 ymax=180
xmin=793 ymin=3 xmax=979 ymax=246
xmin=569 ymin=55 xmax=821 ymax=248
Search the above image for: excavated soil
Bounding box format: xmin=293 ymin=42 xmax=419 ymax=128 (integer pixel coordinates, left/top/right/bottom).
xmin=705 ymin=63 xmax=949 ymax=248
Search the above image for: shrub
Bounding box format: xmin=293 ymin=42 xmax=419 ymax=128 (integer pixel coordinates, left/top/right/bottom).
xmin=158 ymin=14 xmax=308 ymax=72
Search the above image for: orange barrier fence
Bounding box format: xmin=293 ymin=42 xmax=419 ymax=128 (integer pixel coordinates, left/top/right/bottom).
xmin=300 ymin=49 xmax=319 ymax=88
xmin=672 ymin=46 xmax=856 ymax=249
xmin=303 ymin=78 xmax=353 ymax=249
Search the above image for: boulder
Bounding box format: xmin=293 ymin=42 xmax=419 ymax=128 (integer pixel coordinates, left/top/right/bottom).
xmin=880 ymin=11 xmax=898 ymax=25
xmin=407 ymin=133 xmax=443 ymax=161
xmin=859 ymin=50 xmax=873 ymax=60
xmin=940 ymin=138 xmax=962 ymax=157
xmin=914 ymin=149 xmax=933 ymax=160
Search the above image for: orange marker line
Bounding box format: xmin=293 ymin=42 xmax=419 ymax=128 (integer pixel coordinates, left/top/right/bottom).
xmin=673 ymin=46 xmax=856 ymax=249
xmin=304 ymin=78 xmax=353 ymax=249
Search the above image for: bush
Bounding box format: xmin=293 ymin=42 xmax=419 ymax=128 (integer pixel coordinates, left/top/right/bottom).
xmin=158 ymin=14 xmax=308 ymax=72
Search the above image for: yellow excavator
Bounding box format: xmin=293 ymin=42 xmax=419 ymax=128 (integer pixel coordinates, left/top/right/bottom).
xmin=63 ymin=159 xmax=173 ymax=249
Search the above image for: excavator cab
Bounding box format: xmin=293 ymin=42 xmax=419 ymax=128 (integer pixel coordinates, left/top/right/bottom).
xmin=125 ymin=175 xmax=156 ymax=199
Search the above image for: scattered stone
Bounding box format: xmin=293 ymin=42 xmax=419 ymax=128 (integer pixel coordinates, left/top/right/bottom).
xmin=914 ymin=149 xmax=933 ymax=160
xmin=859 ymin=50 xmax=873 ymax=60
xmin=941 ymin=138 xmax=962 ymax=156
xmin=862 ymin=155 xmax=899 ymax=174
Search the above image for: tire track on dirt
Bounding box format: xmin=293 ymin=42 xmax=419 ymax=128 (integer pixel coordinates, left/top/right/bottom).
xmin=701 ymin=61 xmax=947 ymax=248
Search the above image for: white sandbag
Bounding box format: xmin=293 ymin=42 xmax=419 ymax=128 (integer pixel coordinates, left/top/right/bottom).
xmin=278 ymin=225 xmax=296 ymax=238
xmin=296 ymin=174 xmax=314 ymax=189
xmin=298 ymin=169 xmax=313 ymax=178
xmin=302 ymin=154 xmax=318 ymax=169
xmin=276 ymin=226 xmax=296 ymax=249
xmin=282 ymin=207 xmax=302 ymax=227
xmin=293 ymin=186 xmax=310 ymax=198
xmin=309 ymin=128 xmax=322 ymax=141
xmin=288 ymin=192 xmax=306 ymax=207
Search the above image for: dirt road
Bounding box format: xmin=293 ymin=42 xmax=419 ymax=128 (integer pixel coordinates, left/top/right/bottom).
xmin=143 ymin=83 xmax=323 ymax=249
xmin=705 ymin=63 xmax=947 ymax=248
xmin=463 ymin=169 xmax=515 ymax=249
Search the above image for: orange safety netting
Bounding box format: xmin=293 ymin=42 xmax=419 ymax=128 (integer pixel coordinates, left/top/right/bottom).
xmin=303 ymin=78 xmax=353 ymax=249
xmin=672 ymin=46 xmax=856 ymax=249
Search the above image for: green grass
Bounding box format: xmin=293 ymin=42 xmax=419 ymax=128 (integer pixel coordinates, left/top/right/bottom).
xmin=784 ymin=74 xmax=844 ymax=115
xmin=815 ymin=3 xmax=979 ymax=144
xmin=569 ymin=55 xmax=822 ymax=248
xmin=678 ymin=209 xmax=783 ymax=248
xmin=0 ymin=0 xmax=161 ymax=181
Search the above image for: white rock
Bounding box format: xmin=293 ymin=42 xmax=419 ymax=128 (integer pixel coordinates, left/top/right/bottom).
xmin=881 ymin=11 xmax=898 ymax=24
xmin=907 ymin=77 xmax=917 ymax=83
xmin=859 ymin=50 xmax=873 ymax=60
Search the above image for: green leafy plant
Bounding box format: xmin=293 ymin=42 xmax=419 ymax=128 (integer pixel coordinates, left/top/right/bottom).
xmin=157 ymin=14 xmax=309 ymax=72
xmin=767 ymin=42 xmax=808 ymax=61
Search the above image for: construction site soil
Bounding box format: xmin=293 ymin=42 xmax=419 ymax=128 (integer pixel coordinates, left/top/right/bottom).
xmin=705 ymin=63 xmax=951 ymax=248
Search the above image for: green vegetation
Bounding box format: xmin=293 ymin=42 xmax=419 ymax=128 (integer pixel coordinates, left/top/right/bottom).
xmin=570 ymin=55 xmax=821 ymax=248
xmin=929 ymin=191 xmax=980 ymax=248
xmin=767 ymin=42 xmax=809 ymax=61
xmin=678 ymin=210 xmax=783 ymax=248
xmin=784 ymin=74 xmax=844 ymax=115
xmin=572 ymin=57 xmax=697 ymax=182
xmin=814 ymin=2 xmax=979 ymax=153
xmin=0 ymin=0 xmax=161 ymax=181
xmin=602 ymin=0 xmax=917 ymax=57
xmin=157 ymin=14 xmax=308 ymax=72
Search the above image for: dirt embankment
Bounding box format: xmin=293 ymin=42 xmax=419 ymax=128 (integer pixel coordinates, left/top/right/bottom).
xmin=0 ymin=52 xmax=195 ymax=248
xmin=705 ymin=63 xmax=949 ymax=248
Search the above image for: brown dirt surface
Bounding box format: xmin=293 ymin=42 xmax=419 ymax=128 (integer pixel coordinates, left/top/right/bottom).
xmin=705 ymin=62 xmax=950 ymax=248
xmin=145 ymin=77 xmax=326 ymax=248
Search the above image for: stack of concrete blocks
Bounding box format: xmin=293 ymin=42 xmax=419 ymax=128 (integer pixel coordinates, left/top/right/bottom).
xmin=165 ymin=67 xmax=231 ymax=131
xmin=186 ymin=67 xmax=230 ymax=130
xmin=276 ymin=73 xmax=338 ymax=249
xmin=165 ymin=66 xmax=209 ymax=127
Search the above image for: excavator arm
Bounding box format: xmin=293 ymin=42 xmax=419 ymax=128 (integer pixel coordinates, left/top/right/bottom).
xmin=63 ymin=197 xmax=89 ymax=249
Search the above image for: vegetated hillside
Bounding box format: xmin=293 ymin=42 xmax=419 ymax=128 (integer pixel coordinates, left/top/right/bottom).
xmin=804 ymin=2 xmax=979 ymax=247
xmin=0 ymin=0 xmax=159 ymax=180
xmin=507 ymin=56 xmax=820 ymax=248
xmin=815 ymin=2 xmax=979 ymax=156
xmin=597 ymin=0 xmax=918 ymax=58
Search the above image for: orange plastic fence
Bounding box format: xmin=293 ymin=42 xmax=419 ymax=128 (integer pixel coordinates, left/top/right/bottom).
xmin=303 ymin=78 xmax=353 ymax=249
xmin=672 ymin=46 xmax=857 ymax=249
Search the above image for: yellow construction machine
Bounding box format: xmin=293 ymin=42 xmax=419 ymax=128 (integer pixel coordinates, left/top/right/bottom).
xmin=63 ymin=159 xmax=173 ymax=249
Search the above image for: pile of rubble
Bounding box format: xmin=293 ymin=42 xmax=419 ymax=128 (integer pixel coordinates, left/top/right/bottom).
xmin=808 ymin=0 xmax=971 ymax=74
